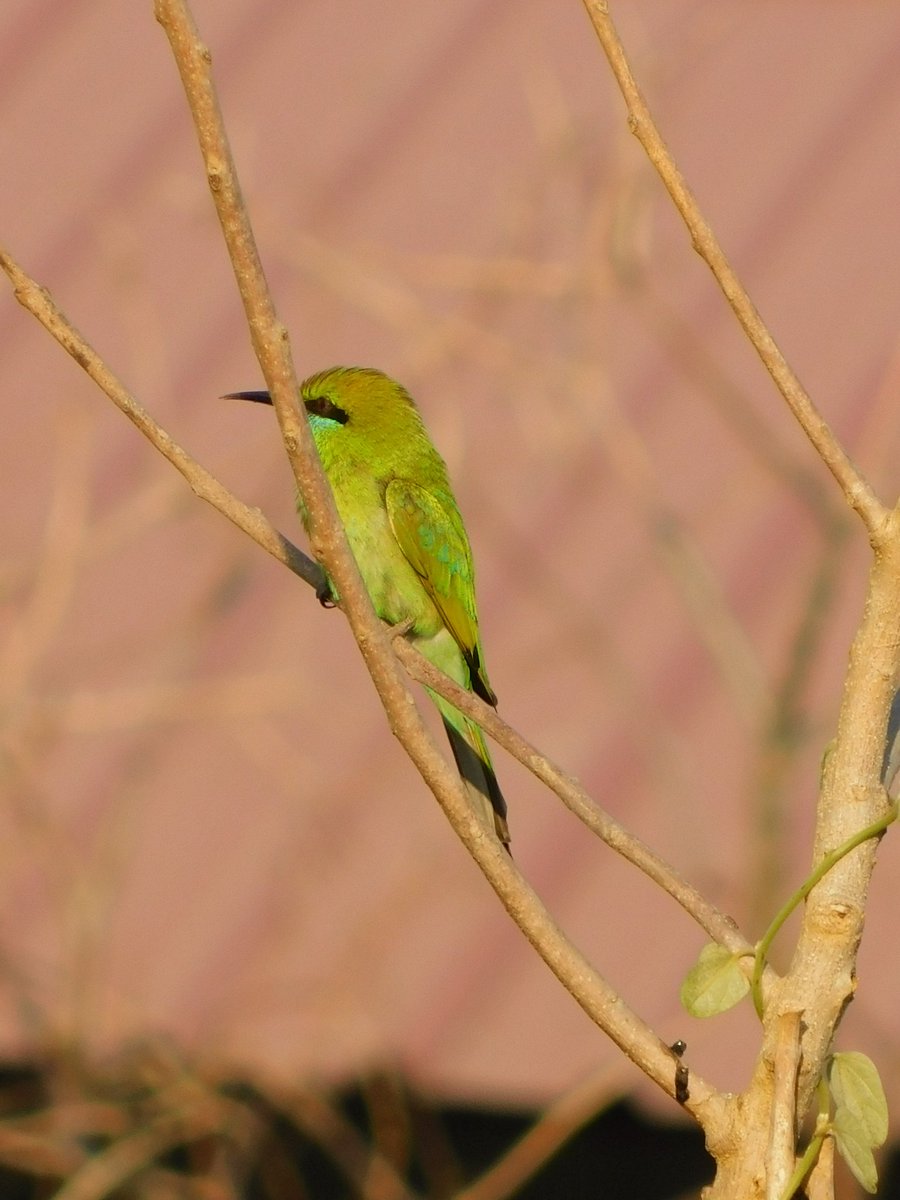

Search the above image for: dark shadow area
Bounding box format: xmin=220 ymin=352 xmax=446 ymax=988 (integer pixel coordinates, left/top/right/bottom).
xmin=7 ymin=1055 xmax=899 ymax=1197
xmin=0 ymin=1059 xmax=716 ymax=1198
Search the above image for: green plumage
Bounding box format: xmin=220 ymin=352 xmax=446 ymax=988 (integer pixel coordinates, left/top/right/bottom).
xmin=232 ymin=367 xmax=509 ymax=846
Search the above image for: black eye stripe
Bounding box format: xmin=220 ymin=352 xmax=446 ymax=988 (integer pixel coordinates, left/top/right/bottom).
xmin=304 ymin=395 xmax=349 ymax=424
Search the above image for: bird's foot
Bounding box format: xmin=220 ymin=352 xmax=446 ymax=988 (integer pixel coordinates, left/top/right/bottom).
xmin=316 ymin=578 xmax=337 ymax=608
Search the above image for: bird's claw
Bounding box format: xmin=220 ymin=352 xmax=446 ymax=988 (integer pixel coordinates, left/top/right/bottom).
xmin=316 ymin=579 xmax=337 ymax=608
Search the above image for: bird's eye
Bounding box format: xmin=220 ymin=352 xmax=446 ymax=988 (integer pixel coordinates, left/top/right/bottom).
xmin=305 ymin=395 xmax=349 ymax=424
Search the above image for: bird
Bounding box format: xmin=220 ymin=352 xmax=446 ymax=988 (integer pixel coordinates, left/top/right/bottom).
xmin=226 ymin=366 xmax=510 ymax=847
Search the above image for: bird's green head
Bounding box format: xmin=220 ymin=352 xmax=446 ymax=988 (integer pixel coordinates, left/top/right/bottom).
xmin=299 ymin=366 xmax=421 ymax=438
xmin=226 ymin=366 xmax=433 ymax=472
xmin=226 ymin=366 xmax=421 ymax=433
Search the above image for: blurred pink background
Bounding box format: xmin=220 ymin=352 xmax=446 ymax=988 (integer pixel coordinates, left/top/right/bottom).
xmin=3 ymin=0 xmax=900 ymax=1120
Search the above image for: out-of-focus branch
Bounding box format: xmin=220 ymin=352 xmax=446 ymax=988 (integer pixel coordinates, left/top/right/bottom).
xmin=269 ymin=1086 xmax=421 ymax=1200
xmin=49 ymin=1080 xmax=249 ymax=1200
xmin=453 ymin=1064 xmax=625 ymax=1200
xmin=580 ymin=1 xmax=888 ymax=542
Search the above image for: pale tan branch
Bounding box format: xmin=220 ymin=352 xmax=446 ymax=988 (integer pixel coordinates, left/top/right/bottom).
xmin=806 ymin=1134 xmax=835 ymax=1200
xmin=0 ymin=245 xmax=322 ymax=594
xmin=765 ymin=1012 xmax=801 ymax=1200
xmin=580 ymin=1 xmax=887 ymax=541
xmin=776 ymin=533 xmax=900 ymax=1112
xmin=393 ymin=635 xmax=753 ymax=959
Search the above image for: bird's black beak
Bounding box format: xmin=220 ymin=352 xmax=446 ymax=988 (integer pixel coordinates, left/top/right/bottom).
xmin=222 ymin=390 xmax=274 ymax=406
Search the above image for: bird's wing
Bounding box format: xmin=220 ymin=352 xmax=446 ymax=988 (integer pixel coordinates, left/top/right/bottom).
xmin=386 ymin=478 xmax=496 ymax=705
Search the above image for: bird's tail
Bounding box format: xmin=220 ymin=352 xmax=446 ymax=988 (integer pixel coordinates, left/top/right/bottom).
xmin=429 ymin=691 xmax=510 ymax=849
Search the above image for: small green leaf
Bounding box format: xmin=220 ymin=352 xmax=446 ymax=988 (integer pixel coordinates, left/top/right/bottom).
xmin=829 ymin=1052 xmax=889 ymax=1146
xmin=833 ymin=1108 xmax=879 ymax=1194
xmin=828 ymin=1052 xmax=888 ymax=1195
xmin=680 ymin=943 xmax=749 ymax=1018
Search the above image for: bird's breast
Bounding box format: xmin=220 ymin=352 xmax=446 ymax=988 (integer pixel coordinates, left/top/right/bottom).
xmin=335 ymin=492 xmax=443 ymax=637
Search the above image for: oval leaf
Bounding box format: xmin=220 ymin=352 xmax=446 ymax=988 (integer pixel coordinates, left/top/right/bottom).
xmin=680 ymin=943 xmax=749 ymax=1018
xmin=829 ymin=1052 xmax=889 ymax=1147
xmin=833 ymin=1108 xmax=879 ymax=1194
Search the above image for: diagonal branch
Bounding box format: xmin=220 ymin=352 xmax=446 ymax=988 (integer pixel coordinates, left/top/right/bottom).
xmin=393 ymin=635 xmax=754 ymax=959
xmin=579 ymin=1 xmax=888 ymax=542
xmin=0 ymin=246 xmax=322 ymax=594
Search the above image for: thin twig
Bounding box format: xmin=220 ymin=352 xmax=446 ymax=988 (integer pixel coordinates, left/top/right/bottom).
xmin=0 ymin=246 xmax=322 ymax=595
xmin=579 ymin=1 xmax=888 ymax=542
xmin=270 ymin=1086 xmax=422 ymax=1200
xmin=152 ymin=1 xmax=436 ymax=803
xmin=746 ymin=518 xmax=849 ymax=932
xmin=393 ymin=635 xmax=753 ymax=958
xmin=453 ymin=1064 xmax=625 ymax=1200
xmin=48 ymin=1084 xmax=244 ymax=1200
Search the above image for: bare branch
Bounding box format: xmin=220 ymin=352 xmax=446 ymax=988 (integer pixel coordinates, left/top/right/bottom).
xmin=579 ymin=1 xmax=888 ymax=541
xmin=806 ymin=1134 xmax=835 ymax=1200
xmin=765 ymin=1012 xmax=801 ymax=1200
xmin=268 ymin=1086 xmax=421 ymax=1200
xmin=775 ymin=533 xmax=900 ymax=1113
xmin=0 ymin=245 xmax=322 ymax=594
xmin=393 ymin=634 xmax=754 ymax=959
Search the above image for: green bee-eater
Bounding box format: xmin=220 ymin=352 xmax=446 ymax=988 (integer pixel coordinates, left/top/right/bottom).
xmin=227 ymin=367 xmax=510 ymax=847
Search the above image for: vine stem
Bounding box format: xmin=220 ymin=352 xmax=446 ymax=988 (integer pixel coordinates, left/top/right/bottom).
xmin=751 ymin=804 xmax=898 ymax=1018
